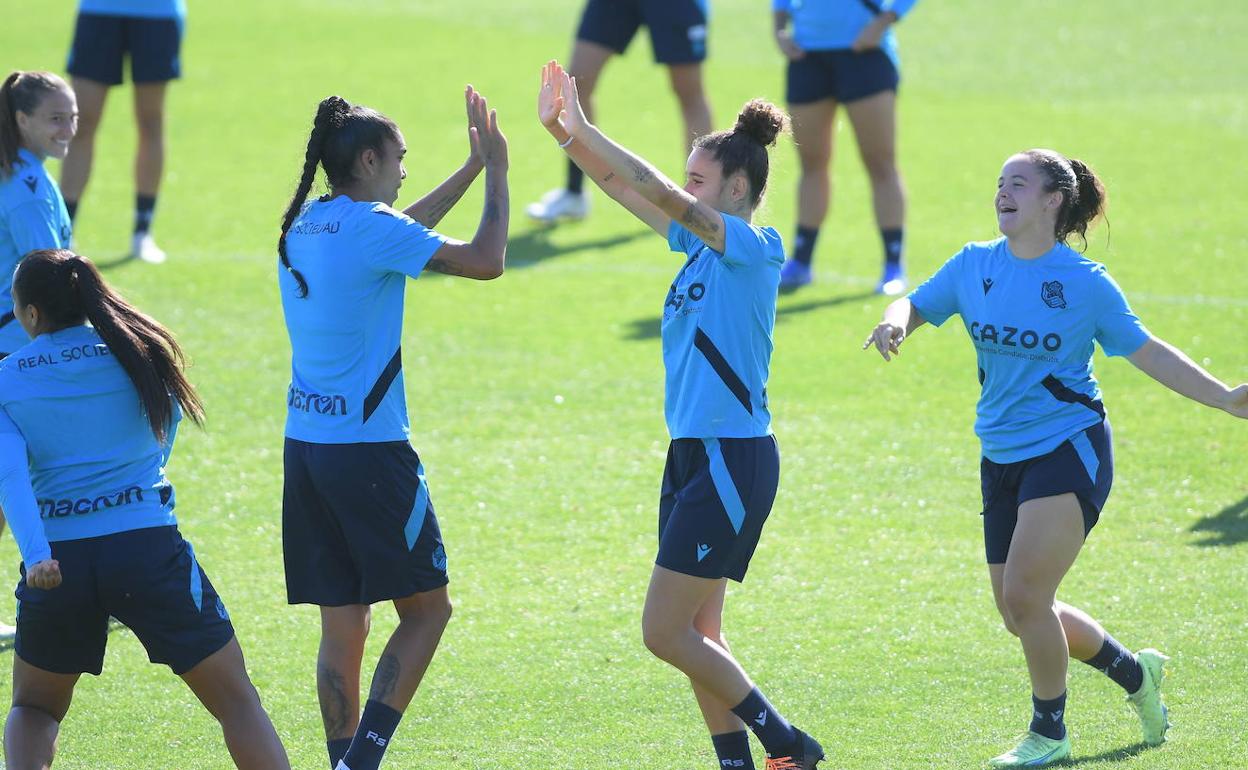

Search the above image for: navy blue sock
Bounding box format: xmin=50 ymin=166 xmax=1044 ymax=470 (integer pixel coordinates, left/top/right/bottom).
xmin=1082 ymin=634 xmax=1143 ymax=694
xmin=881 ymin=227 xmax=903 ymax=266
xmin=135 ymin=194 xmax=157 ymax=235
xmin=65 ymin=199 xmax=79 ymax=222
xmin=792 ymin=225 xmax=819 ymax=266
xmin=711 ymin=730 xmax=755 ymax=769
xmin=341 ymin=700 xmax=403 ymax=770
xmin=567 ymin=159 xmax=584 ymax=195
xmin=1030 ymin=692 xmax=1067 ymax=740
xmin=730 ymin=687 xmax=797 ymax=756
xmin=327 ymin=737 xmax=352 ymax=768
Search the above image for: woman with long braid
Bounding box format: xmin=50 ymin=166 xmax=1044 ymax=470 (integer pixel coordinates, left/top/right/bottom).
xmin=278 ymin=88 xmax=508 ymax=770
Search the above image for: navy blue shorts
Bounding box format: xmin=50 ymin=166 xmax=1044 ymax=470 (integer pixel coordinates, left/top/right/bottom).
xmin=786 ymin=48 xmax=899 ymax=105
xmin=14 ymin=526 xmax=234 ymax=676
xmin=67 ymin=12 xmax=184 ymax=86
xmin=980 ymin=420 xmax=1114 ymax=565
xmin=577 ymin=0 xmax=708 ymax=64
xmin=283 ymin=438 xmax=449 ymax=606
xmin=657 ymin=436 xmax=779 ymax=582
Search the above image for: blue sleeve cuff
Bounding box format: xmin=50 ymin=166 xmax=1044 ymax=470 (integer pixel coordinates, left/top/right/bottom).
xmin=884 ymin=0 xmax=917 ymax=18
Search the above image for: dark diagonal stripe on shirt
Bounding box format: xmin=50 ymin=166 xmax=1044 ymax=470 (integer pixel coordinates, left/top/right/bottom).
xmin=693 ymin=328 xmax=753 ymax=416
xmin=1041 ymin=374 xmax=1106 ymax=419
xmin=362 ymin=347 xmax=403 ymax=424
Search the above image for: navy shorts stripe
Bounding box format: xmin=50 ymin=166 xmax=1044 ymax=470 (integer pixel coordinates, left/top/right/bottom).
xmin=362 ymin=347 xmax=402 ymax=424
xmin=693 ymin=328 xmax=753 ymax=416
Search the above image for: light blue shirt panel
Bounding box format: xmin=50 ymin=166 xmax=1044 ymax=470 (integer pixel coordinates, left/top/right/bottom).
xmin=0 ymin=325 xmax=179 ymax=545
xmin=908 ymin=239 xmax=1150 ymax=462
xmin=79 ymin=0 xmax=186 ymax=19
xmin=773 ymin=0 xmax=917 ymax=60
xmin=662 ymin=215 xmax=783 ymax=439
xmin=0 ymin=151 xmax=72 ymax=352
xmin=280 ymin=197 xmax=447 ymax=444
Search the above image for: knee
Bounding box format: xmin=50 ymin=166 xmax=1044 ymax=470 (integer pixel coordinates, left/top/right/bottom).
xmin=670 ymin=79 xmax=706 ymax=108
xmin=134 ymin=111 xmax=165 ymax=141
xmin=641 ymin=618 xmax=681 ymax=663
xmin=9 ymin=700 xmax=68 ymax=725
xmin=398 ymin=591 xmax=452 ymax=630
xmin=861 ymin=153 xmax=898 ymax=184
xmin=796 ymin=146 xmax=831 ymax=173
xmin=1001 ymin=582 xmax=1049 ymax=626
xmin=73 ymin=112 xmax=101 ymax=141
xmin=996 ymin=605 xmax=1021 ymax=637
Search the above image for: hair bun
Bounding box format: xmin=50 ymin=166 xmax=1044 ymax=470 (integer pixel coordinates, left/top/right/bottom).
xmin=734 ymin=99 xmax=788 ymax=148
xmin=315 ymin=95 xmax=351 ymax=129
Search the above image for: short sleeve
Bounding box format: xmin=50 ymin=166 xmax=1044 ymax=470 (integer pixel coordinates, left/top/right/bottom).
xmin=885 ymin=0 xmax=918 ymax=19
xmin=1092 ymin=268 xmax=1150 ymax=357
xmin=6 ymin=199 xmax=64 ymax=256
xmin=667 ymin=220 xmax=699 ymax=257
xmin=366 ymin=205 xmax=450 ymax=279
xmin=907 ymin=246 xmax=966 ymax=327
xmin=772 ymin=0 xmax=793 ymax=11
xmin=720 ymin=214 xmax=783 ymax=270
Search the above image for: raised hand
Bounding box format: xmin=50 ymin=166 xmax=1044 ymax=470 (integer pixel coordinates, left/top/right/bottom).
xmin=466 ymin=86 xmax=508 ymax=170
xmin=538 ymin=60 xmax=566 ymax=131
xmin=26 ymin=558 xmax=62 ymax=590
xmin=555 ymin=67 xmax=589 ymax=137
xmin=862 ymin=322 xmax=906 ymax=361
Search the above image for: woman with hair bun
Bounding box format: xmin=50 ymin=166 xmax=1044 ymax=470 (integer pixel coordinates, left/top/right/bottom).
xmin=864 ymin=149 xmax=1248 ymax=767
xmin=537 ymin=60 xmax=824 ymax=770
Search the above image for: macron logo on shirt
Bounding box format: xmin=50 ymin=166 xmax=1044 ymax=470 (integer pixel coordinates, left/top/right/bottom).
xmin=23 ymin=176 xmax=37 ymax=194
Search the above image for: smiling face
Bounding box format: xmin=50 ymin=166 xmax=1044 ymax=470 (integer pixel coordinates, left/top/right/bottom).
xmin=16 ymin=84 xmax=78 ymax=161
xmin=995 ymin=154 xmax=1064 ymax=240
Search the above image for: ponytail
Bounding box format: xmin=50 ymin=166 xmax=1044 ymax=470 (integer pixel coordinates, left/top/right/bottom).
xmin=0 ymin=71 xmax=69 ymax=178
xmin=279 ymin=95 xmax=399 ymax=298
xmin=1023 ymin=149 xmax=1107 ymax=251
xmin=13 ymin=249 xmax=204 ymax=442
xmin=693 ymin=99 xmax=789 ymax=209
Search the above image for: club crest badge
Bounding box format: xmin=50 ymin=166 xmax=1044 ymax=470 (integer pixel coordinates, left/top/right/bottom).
xmin=1041 ymin=280 xmax=1067 ymax=309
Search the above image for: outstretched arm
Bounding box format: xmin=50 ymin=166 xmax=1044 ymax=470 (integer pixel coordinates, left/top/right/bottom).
xmin=863 ymin=296 xmax=927 ymax=361
xmin=424 ymin=89 xmax=509 ymax=280
xmin=1128 ymin=337 xmax=1248 ymax=417
xmin=402 ymin=86 xmax=488 ymax=228
xmin=536 ymin=61 xmax=670 ymax=236
xmin=538 ymin=61 xmax=726 ymax=251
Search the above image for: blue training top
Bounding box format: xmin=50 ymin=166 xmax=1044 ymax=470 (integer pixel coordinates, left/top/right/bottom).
xmin=663 ymin=215 xmax=784 ymax=439
xmin=0 ymin=149 xmax=73 ymax=353
xmin=78 ymin=0 xmax=186 ymax=19
xmin=0 ymin=325 xmax=180 ymax=567
xmin=280 ymin=195 xmax=448 ymax=445
xmin=908 ymin=238 xmax=1151 ymax=463
xmin=773 ymin=0 xmax=917 ymax=63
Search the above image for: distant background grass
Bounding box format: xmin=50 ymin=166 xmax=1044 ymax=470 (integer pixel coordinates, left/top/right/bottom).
xmin=2 ymin=1 xmax=1245 ymax=767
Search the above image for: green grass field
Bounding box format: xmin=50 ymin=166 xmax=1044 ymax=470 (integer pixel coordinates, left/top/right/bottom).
xmin=4 ymin=1 xmax=1247 ymax=767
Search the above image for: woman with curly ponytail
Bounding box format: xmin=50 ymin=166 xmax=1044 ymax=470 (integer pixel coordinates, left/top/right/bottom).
xmin=0 ymin=249 xmax=290 ymax=769
xmin=864 ymin=149 xmax=1248 ymax=766
xmin=536 ymin=60 xmax=824 ymax=770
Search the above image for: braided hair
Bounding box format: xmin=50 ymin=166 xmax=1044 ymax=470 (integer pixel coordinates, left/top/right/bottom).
xmin=278 ymin=96 xmax=400 ymax=297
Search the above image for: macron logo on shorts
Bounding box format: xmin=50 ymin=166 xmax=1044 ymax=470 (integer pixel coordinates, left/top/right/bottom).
xmin=696 ymin=543 xmax=712 ymax=562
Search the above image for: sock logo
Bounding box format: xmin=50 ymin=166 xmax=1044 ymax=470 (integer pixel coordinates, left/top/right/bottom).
xmin=720 ymin=760 xmax=747 ymax=767
xmin=696 ymin=543 xmax=712 ymax=562
xmin=365 ymin=731 xmax=387 ymax=747
xmin=1051 ymin=710 xmax=1063 ymax=721
xmin=754 ymin=710 xmax=767 ymax=726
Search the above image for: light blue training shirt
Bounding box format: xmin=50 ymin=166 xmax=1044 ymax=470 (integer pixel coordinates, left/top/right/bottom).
xmin=772 ymin=0 xmax=918 ymax=63
xmin=78 ymin=0 xmax=186 ymax=19
xmin=908 ymin=238 xmax=1151 ymax=463
xmin=0 ymin=325 xmax=181 ymax=567
xmin=279 ymin=195 xmax=448 ymax=445
xmin=0 ymin=149 xmax=72 ymax=354
xmin=663 ymin=215 xmax=784 ymax=439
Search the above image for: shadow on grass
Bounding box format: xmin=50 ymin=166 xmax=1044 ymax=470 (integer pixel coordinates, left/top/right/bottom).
xmin=95 ymin=253 xmax=138 ymax=271
xmin=1059 ymin=741 xmax=1151 ymax=766
xmin=1188 ymin=494 xmax=1248 ymax=547
xmin=505 ymin=226 xmax=651 ymax=269
xmin=620 ymin=289 xmax=875 ymax=341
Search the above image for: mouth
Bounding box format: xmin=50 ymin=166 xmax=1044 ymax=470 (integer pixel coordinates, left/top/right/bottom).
xmin=997 ymin=205 xmax=1017 ymax=215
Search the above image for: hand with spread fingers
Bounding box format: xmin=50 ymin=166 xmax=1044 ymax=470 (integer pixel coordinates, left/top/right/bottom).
xmin=863 ymin=322 xmax=906 ymax=361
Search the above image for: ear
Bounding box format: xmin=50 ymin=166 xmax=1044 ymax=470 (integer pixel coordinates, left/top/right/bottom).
xmin=358 ymin=147 xmax=379 ymax=177
xmin=14 ymin=110 xmax=30 ymax=133
xmin=1047 ymin=190 xmax=1064 ymax=211
xmin=731 ymin=172 xmax=749 ymax=203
